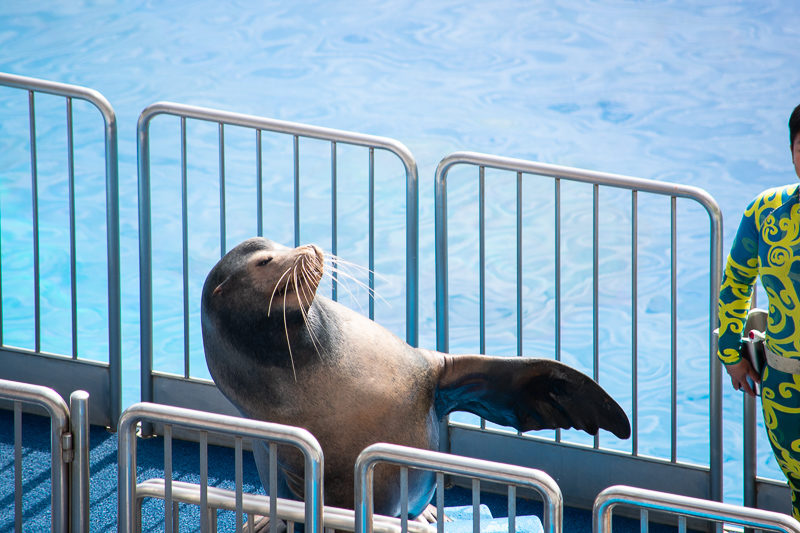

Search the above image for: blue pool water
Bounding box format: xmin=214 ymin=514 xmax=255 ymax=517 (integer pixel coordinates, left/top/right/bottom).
xmin=1 ymin=0 xmax=800 ymax=506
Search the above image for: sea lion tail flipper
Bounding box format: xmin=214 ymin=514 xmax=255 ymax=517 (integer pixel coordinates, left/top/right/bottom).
xmin=434 ymin=355 xmax=631 ymax=439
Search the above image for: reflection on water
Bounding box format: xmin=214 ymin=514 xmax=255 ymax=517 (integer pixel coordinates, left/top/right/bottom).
xmin=2 ymin=0 xmax=800 ymax=505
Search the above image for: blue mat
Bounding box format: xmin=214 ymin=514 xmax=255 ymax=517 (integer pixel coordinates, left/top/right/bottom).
xmin=0 ymin=409 xmax=694 ymax=532
xmin=442 ymin=504 xmax=542 ymax=532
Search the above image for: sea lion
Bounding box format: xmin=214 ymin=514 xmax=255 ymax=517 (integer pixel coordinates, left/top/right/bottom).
xmin=201 ymin=237 xmax=631 ymax=520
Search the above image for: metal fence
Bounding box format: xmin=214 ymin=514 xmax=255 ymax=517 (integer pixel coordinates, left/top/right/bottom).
xmin=137 ymin=101 xmax=419 ymax=416
xmin=434 ymin=151 xmax=724 ymax=507
xmin=354 ymin=442 xmax=562 ymax=533
xmin=0 ymin=378 xmax=90 ymax=533
xmin=0 ymin=72 xmax=121 ymax=428
xmin=1 ymin=72 xmax=793 ymax=524
xmin=134 ymin=479 xmax=434 ymax=533
xmin=593 ymin=485 xmax=800 ymax=533
xmin=117 ymin=401 xmax=324 ymax=533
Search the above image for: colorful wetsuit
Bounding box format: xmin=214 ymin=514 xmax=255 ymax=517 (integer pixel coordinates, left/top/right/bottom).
xmin=718 ymin=183 xmax=800 ymax=518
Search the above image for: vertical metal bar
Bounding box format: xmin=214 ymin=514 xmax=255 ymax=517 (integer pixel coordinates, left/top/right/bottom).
xmin=70 ymin=391 xmax=90 ymax=533
xmin=640 ymin=509 xmax=648 ymax=533
xmin=632 ymin=191 xmax=639 ymax=456
xmin=118 ymin=393 xmax=138 ymax=532
xmin=0 ymin=172 xmax=3 ymax=344
xmin=181 ymin=117 xmax=190 ymax=378
xmin=104 ymin=83 xmax=122 ymax=428
xmin=434 ymin=159 xmax=451 ymax=450
xmin=517 ymin=171 xmax=523 ymax=358
xmin=200 ymin=432 xmax=210 ymax=532
xmin=710 ymin=194 xmax=724 ymax=503
xmin=516 ymin=171 xmax=523 ymax=437
xmin=593 ymin=184 xmax=600 ymax=450
xmin=369 ymin=147 xmax=375 ymax=320
xmin=405 ymin=151 xmax=419 ymax=348
xmin=165 ymin=424 xmax=174 ymax=533
xmin=678 ymin=516 xmax=686 ymax=533
xmin=66 ymin=97 xmax=78 ymax=359
xmin=256 ymin=130 xmax=263 ymax=237
xmin=671 ymin=196 xmax=678 ymax=463
xmin=400 ymin=467 xmax=408 ymax=532
xmin=219 ymin=123 xmax=226 ymax=257
xmin=472 ymin=479 xmax=480 ymax=533
xmin=479 ymin=166 xmax=486 ymax=357
xmin=269 ymin=442 xmax=277 ymax=533
xmin=293 ymin=135 xmax=300 ymax=247
xmin=331 ymin=141 xmax=338 ymax=301
xmin=50 ymin=410 xmax=68 ymax=533
xmin=235 ymin=437 xmax=244 ymax=533
xmin=479 ymin=166 xmax=486 ymax=431
xmin=138 ymin=107 xmax=154 ymax=409
xmin=743 ymin=392 xmax=757 ymax=508
xmin=28 ymin=90 xmax=41 ymax=352
xmin=508 ymin=485 xmax=517 ymax=533
xmin=357 ymin=460 xmax=374 ymax=533
xmin=554 ymin=178 xmax=561 ymax=443
xmin=305 ymin=443 xmax=323 ymax=533
xmin=435 ymin=162 xmax=449 ymax=355
xmin=14 ymin=401 xmax=22 ymax=533
xmin=436 ymin=473 xmax=445 ymax=533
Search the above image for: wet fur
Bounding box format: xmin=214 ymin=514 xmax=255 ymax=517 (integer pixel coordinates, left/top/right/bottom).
xmin=201 ymin=237 xmax=631 ymax=519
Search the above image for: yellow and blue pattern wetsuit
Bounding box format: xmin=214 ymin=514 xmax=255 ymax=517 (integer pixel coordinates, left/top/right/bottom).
xmin=718 ymin=183 xmax=800 ymax=518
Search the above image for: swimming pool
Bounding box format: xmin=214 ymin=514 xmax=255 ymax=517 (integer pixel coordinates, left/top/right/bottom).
xmin=1 ymin=0 xmax=800 ymax=506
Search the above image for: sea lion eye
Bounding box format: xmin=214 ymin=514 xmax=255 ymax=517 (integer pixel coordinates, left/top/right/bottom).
xmin=257 ymin=257 xmax=272 ymax=267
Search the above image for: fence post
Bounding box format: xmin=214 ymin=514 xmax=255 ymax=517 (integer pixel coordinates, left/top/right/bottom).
xmin=70 ymin=390 xmax=90 ymax=533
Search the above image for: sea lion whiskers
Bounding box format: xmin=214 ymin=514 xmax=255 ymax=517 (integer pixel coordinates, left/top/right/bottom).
xmin=321 ymin=254 xmax=390 ymax=308
xmin=323 ymin=252 xmax=382 ymax=276
xmin=267 ymin=266 xmax=293 ymax=318
xmin=293 ymin=259 xmax=325 ymax=360
xmin=323 ymin=252 xmax=389 ymax=288
xmin=281 ymin=275 xmax=298 ymax=381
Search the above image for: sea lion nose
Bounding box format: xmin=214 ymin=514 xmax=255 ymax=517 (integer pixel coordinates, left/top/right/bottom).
xmin=304 ymin=244 xmax=324 ymax=264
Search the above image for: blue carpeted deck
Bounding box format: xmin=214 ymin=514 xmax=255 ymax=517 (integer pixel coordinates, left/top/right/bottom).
xmin=0 ymin=409 xmax=691 ymax=532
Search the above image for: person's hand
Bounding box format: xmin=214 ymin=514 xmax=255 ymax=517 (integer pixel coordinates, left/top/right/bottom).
xmin=724 ymin=358 xmax=761 ymax=397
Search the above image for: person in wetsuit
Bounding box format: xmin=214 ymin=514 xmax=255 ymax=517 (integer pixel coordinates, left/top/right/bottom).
xmin=717 ymin=103 xmax=800 ymax=518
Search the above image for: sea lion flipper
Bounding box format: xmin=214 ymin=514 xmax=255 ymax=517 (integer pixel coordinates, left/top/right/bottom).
xmin=435 ymin=355 xmax=631 ymax=439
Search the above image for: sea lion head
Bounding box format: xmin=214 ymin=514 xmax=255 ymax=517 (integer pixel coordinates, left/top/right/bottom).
xmin=203 ymin=237 xmax=325 ymax=317
xmin=202 ymin=237 xmax=329 ymax=385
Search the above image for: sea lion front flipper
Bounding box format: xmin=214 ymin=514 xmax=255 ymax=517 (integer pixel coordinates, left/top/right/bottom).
xmin=434 ymin=355 xmax=631 ymax=439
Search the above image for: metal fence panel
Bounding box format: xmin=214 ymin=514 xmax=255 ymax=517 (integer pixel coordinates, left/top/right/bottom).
xmin=434 ymin=151 xmax=724 ymax=505
xmin=0 ymin=378 xmax=75 ymax=532
xmin=0 ymin=72 xmax=121 ymax=428
xmin=354 ymin=442 xmax=563 ymax=533
xmin=136 ymin=102 xmax=418 ymax=417
xmin=593 ymin=485 xmax=800 ymax=533
xmin=117 ymin=401 xmax=324 ymax=533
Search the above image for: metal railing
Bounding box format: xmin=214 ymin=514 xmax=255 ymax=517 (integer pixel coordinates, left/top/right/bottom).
xmin=434 ymin=151 xmax=724 ymax=506
xmin=135 ymin=479 xmax=434 ymax=533
xmin=117 ymin=402 xmax=324 ymax=533
xmin=0 ymin=72 xmax=121 ymax=428
xmin=137 ymin=101 xmax=419 ymax=416
xmin=0 ymin=378 xmax=90 ymax=533
xmin=593 ymin=485 xmax=800 ymax=533
xmin=354 ymin=442 xmax=562 ymax=533
xmin=737 ymin=305 xmax=791 ymax=514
